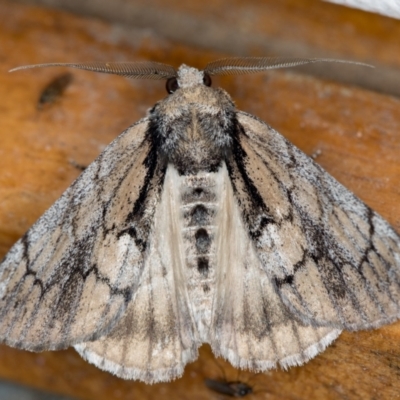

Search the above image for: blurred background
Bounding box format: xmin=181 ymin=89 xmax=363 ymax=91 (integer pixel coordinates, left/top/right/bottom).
xmin=0 ymin=0 xmax=400 ymax=399
xmin=10 ymin=0 xmax=400 ymax=95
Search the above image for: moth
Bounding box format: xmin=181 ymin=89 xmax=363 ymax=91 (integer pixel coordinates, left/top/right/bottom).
xmin=2 ymin=58 xmax=400 ymax=384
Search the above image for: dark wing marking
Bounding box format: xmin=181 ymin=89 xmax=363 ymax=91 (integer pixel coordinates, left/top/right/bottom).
xmin=0 ymin=118 xmax=165 ymax=350
xmin=227 ymin=111 xmax=400 ymax=330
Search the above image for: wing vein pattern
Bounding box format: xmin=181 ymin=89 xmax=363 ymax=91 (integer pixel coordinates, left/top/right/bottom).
xmin=228 ymin=111 xmax=400 ymax=331
xmin=0 ymin=119 xmax=165 ymax=350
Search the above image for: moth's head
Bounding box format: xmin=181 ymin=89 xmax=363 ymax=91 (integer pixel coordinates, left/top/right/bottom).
xmin=158 ymin=64 xmax=234 ymax=118
xmin=165 ymin=64 xmax=212 ymax=93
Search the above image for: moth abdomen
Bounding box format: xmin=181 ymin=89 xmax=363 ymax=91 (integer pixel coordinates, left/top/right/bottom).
xmin=180 ymin=178 xmax=219 ymax=263
xmin=174 ymin=169 xmax=226 ymax=334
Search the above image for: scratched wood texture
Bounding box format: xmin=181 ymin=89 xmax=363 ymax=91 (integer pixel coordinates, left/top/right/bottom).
xmin=0 ymin=1 xmax=400 ymax=399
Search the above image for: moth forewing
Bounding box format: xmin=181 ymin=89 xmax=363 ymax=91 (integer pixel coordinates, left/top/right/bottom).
xmin=0 ymin=120 xmax=152 ymax=350
xmin=235 ymin=113 xmax=400 ymax=330
xmin=2 ymin=58 xmax=399 ymax=383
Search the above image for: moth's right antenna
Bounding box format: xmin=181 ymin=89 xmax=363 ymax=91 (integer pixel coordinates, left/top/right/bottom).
xmin=204 ymin=57 xmax=374 ymax=76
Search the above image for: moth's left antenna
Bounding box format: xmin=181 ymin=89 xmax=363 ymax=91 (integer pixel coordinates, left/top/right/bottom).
xmin=9 ymin=62 xmax=177 ymax=80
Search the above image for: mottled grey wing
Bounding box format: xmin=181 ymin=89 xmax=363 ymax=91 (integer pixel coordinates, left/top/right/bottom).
xmin=0 ymin=118 xmax=162 ymax=350
xmin=75 ymin=166 xmax=202 ymax=384
xmin=229 ymin=111 xmax=400 ymax=330
xmin=208 ymin=163 xmax=341 ymax=372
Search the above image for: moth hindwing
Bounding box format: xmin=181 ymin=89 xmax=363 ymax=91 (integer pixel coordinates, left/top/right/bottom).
xmin=2 ymin=58 xmax=399 ymax=383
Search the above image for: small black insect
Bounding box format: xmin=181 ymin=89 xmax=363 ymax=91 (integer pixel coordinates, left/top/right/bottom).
xmin=38 ymin=72 xmax=73 ymax=108
xmin=205 ymin=378 xmax=253 ymax=398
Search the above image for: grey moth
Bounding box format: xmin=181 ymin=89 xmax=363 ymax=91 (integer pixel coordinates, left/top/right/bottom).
xmin=1 ymin=58 xmax=399 ymax=383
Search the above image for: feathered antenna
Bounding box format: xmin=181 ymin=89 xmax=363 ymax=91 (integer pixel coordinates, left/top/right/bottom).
xmin=9 ymin=58 xmax=373 ymax=82
xmin=9 ymin=61 xmax=177 ymax=80
xmin=204 ymin=57 xmax=373 ymax=75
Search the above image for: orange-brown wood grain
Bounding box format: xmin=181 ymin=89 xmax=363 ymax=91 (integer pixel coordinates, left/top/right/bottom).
xmin=15 ymin=0 xmax=400 ymax=96
xmin=16 ymin=0 xmax=400 ymax=66
xmin=0 ymin=1 xmax=400 ymax=399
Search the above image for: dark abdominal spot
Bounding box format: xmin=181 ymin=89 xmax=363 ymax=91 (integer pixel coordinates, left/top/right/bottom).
xmin=193 ymin=187 xmax=203 ymax=197
xmin=191 ymin=204 xmax=209 ymax=226
xmin=197 ymin=257 xmax=209 ymax=276
xmin=195 ymin=228 xmax=211 ymax=253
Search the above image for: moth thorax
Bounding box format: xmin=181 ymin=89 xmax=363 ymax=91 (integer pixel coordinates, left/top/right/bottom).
xmin=169 ymin=137 xmax=225 ymax=175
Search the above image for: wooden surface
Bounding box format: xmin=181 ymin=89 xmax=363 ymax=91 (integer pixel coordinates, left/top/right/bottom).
xmin=0 ymin=1 xmax=400 ymax=399
xmin=15 ymin=0 xmax=400 ymax=96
